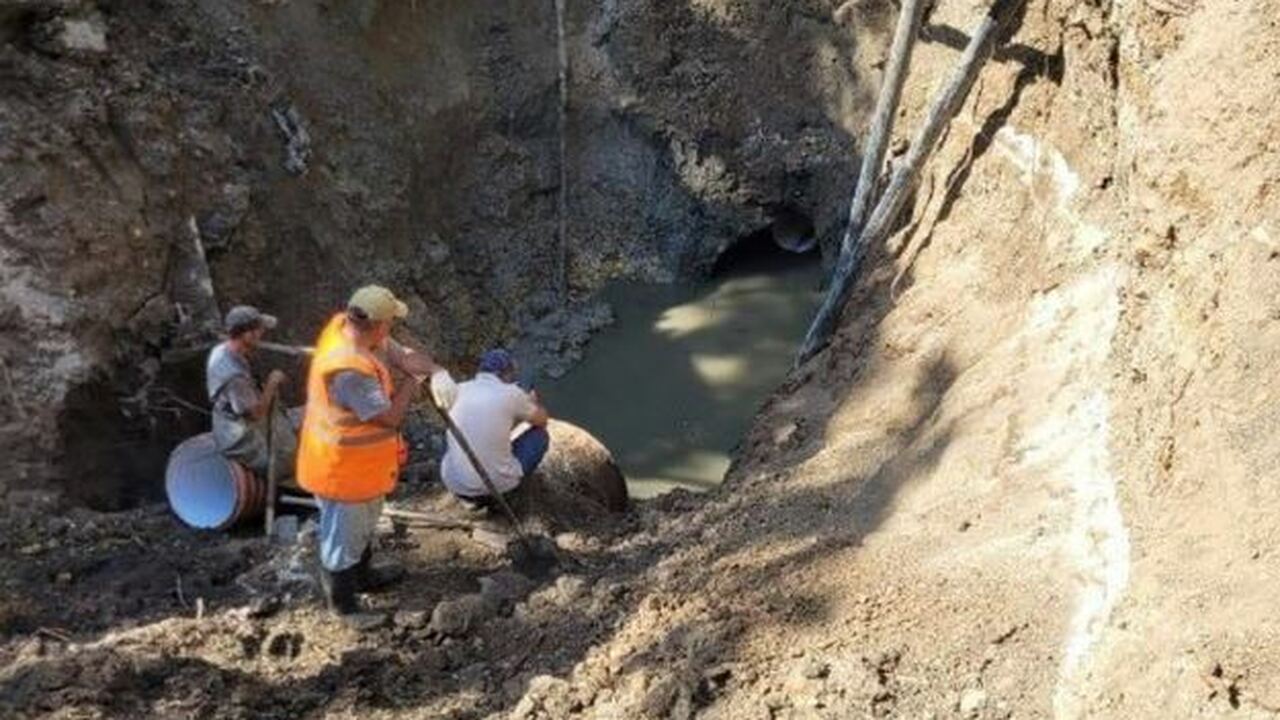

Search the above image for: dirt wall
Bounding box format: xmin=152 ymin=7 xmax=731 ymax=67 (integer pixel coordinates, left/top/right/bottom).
xmin=575 ymin=0 xmax=1280 ymax=715
xmin=0 ymin=0 xmax=872 ymax=505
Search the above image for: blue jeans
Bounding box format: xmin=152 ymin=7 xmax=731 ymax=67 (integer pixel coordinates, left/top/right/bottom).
xmin=316 ymin=497 xmax=383 ymax=572
xmin=512 ymin=425 xmax=550 ymax=476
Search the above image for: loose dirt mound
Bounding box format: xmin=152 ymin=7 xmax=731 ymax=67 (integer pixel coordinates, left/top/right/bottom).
xmin=0 ymin=479 xmax=647 ymax=719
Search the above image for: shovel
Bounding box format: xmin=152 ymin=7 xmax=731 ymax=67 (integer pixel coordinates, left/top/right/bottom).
xmin=423 ymin=389 xmax=559 ymax=577
xmin=263 ymin=395 xmax=280 ymax=537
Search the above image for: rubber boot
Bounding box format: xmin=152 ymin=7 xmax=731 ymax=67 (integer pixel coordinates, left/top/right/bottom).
xmin=320 ymin=567 xmax=388 ymax=631
xmin=356 ymin=548 xmax=405 ymax=593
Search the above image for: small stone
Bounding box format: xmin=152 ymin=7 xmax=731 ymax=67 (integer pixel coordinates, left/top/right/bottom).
xmin=640 ymin=675 xmax=680 ymax=717
xmin=479 ymin=570 xmax=535 ymax=606
xmin=554 ymin=575 xmax=588 ymax=604
xmin=772 ymin=422 xmax=799 ymax=446
xmin=395 ymin=610 xmax=429 ymax=629
xmin=57 ymin=15 xmax=109 ymax=54
xmin=513 ymin=674 xmax=577 ymax=717
xmin=196 ymin=183 xmax=251 ymax=249
xmin=247 ymin=595 xmax=282 ymax=619
xmin=959 ymin=688 xmax=988 ymax=716
xmin=457 ymin=662 xmax=489 ymax=686
xmin=429 ymin=595 xmax=487 ymax=637
xmin=800 ymin=658 xmax=829 ymax=680
xmin=472 ymin=527 xmax=513 ymax=551
xmin=511 ymin=694 xmax=538 ymax=719
xmin=54 ymin=571 xmax=73 ymax=585
xmin=554 ymin=532 xmax=590 ymax=553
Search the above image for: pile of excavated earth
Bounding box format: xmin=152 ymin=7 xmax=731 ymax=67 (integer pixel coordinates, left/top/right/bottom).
xmin=5 ymin=0 xmax=1280 ymax=718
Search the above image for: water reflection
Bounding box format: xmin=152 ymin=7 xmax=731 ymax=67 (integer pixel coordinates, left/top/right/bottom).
xmin=541 ymin=243 xmax=822 ymax=497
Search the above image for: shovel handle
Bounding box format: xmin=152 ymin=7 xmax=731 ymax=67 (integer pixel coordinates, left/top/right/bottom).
xmin=263 ymin=395 xmax=279 ymax=537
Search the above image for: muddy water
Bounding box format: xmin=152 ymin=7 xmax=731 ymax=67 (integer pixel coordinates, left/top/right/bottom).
xmin=541 ymin=247 xmax=822 ymax=498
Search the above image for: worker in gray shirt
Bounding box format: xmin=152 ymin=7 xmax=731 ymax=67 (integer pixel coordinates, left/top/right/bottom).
xmin=206 ymin=305 xmax=296 ymax=477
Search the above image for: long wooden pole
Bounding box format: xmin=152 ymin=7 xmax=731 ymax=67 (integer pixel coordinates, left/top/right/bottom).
xmin=263 ymin=395 xmax=279 ymax=536
xmin=796 ymin=0 xmax=1020 ymax=365
xmin=797 ymin=0 xmax=929 ymax=365
xmin=861 ymin=3 xmax=1014 ymax=251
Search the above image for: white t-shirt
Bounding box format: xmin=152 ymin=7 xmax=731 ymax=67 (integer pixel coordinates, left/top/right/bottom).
xmin=440 ymin=373 xmax=538 ymax=496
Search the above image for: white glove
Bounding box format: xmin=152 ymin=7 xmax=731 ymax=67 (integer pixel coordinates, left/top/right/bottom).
xmin=430 ymin=369 xmax=458 ymax=410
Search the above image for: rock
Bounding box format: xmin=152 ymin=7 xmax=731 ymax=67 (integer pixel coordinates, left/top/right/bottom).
xmin=429 ymin=594 xmax=488 ymax=637
xmin=472 ymin=527 xmax=514 ymax=551
xmin=56 ymin=14 xmax=109 ymax=55
xmin=670 ymin=692 xmax=694 ymax=720
xmin=247 ymin=595 xmax=282 ymax=619
xmin=510 ymin=674 xmax=575 ymax=719
xmin=800 ymin=657 xmax=830 ymax=680
xmin=513 ymin=301 xmax=614 ymax=380
xmin=553 ymin=575 xmax=588 ymax=604
xmin=196 ymin=183 xmax=251 ymax=250
xmin=479 ymin=570 xmax=534 ymax=606
xmin=54 ymin=571 xmax=72 ymax=585
xmin=269 ymin=103 xmax=311 ymax=176
xmin=553 ymin=531 xmax=595 ymax=553
xmin=394 ymin=609 xmax=429 ymax=629
xmin=456 ymin=662 xmax=489 ymax=686
xmin=639 ymin=674 xmax=680 ymax=717
xmin=959 ymin=688 xmax=988 ymax=716
xmin=534 ymin=419 xmax=629 ymax=514
xmin=511 ymin=694 xmax=539 ymax=719
xmin=771 ymin=421 xmax=799 ymax=446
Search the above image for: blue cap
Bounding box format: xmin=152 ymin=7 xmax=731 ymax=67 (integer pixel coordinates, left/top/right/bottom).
xmin=478 ymin=348 xmax=515 ymax=376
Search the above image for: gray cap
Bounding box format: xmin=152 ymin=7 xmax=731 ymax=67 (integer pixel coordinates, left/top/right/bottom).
xmin=224 ymin=305 xmax=278 ymax=334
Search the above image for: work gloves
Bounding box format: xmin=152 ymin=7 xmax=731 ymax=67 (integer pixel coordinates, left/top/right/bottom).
xmin=430 ymin=369 xmax=459 ymax=410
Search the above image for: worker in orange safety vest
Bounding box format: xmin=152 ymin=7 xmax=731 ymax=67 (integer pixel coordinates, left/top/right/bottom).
xmin=297 ymin=285 xmax=457 ymax=627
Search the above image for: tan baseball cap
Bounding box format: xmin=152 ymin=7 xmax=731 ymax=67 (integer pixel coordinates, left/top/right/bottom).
xmin=347 ymin=285 xmax=409 ymax=322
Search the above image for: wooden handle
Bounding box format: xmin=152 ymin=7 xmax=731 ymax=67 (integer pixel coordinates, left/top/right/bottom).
xmin=263 ymin=396 xmax=279 ymax=537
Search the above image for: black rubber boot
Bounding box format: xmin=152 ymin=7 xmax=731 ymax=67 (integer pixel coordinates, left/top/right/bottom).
xmin=321 ymin=567 xmax=387 ymax=631
xmin=356 ymin=548 xmax=405 ymax=593
xmin=320 ymin=566 xmax=360 ymax=614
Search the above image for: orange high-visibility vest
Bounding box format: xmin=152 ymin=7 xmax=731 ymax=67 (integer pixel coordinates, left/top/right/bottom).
xmin=297 ymin=314 xmax=402 ymax=502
